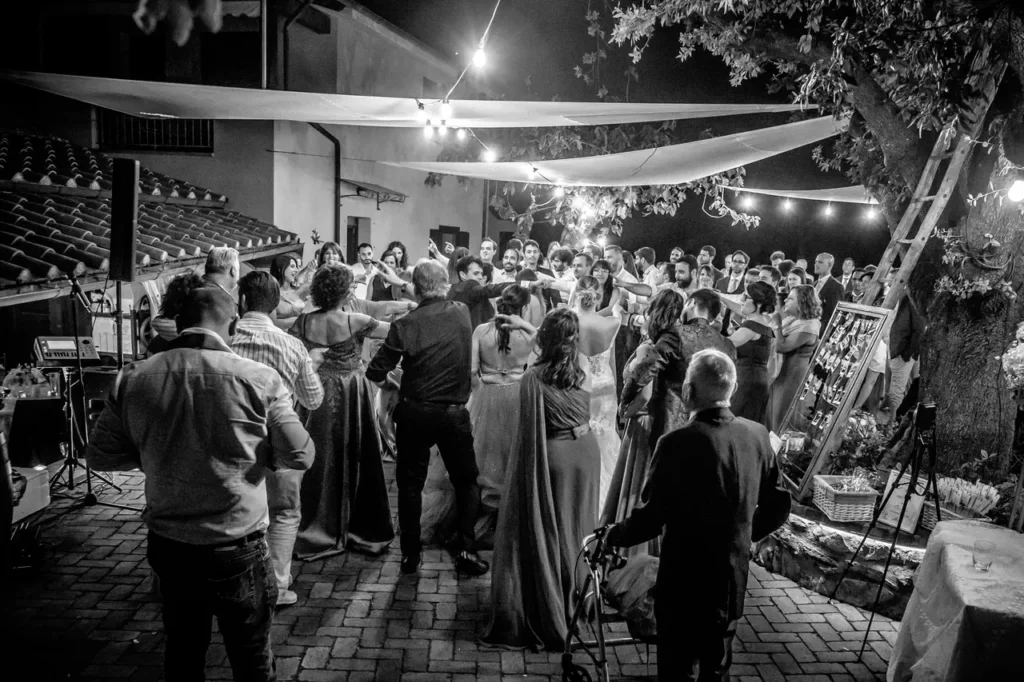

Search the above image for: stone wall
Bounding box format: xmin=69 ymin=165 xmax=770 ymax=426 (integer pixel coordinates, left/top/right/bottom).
xmin=754 ymin=514 xmax=925 ymax=620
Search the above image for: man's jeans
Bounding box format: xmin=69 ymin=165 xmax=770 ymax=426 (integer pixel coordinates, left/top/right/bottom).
xmin=889 ymin=356 xmax=917 ymax=418
xmin=266 ymin=469 xmax=303 ymax=591
xmin=148 ymin=531 xmax=278 ymax=682
xmin=394 ymin=400 xmax=481 ymax=558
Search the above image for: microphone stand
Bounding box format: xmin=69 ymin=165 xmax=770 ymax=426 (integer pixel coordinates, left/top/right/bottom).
xmin=51 ymin=275 xmax=138 ymax=512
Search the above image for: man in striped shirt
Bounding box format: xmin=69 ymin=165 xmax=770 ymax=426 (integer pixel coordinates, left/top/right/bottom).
xmin=232 ymin=271 xmax=324 ymax=606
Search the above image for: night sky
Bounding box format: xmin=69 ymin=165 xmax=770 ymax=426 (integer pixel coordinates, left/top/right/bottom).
xmin=361 ymin=0 xmax=891 ymax=268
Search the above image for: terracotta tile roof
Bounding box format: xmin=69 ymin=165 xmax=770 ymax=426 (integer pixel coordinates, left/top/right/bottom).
xmin=0 ymin=131 xmax=299 ymax=293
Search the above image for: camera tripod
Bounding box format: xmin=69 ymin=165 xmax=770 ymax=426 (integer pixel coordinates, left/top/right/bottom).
xmin=829 ymin=402 xmax=942 ymax=660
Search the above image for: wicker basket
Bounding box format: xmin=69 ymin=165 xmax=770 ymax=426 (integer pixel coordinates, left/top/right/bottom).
xmin=812 ymin=475 xmax=879 ymax=523
xmin=919 ymin=502 xmax=988 ymax=531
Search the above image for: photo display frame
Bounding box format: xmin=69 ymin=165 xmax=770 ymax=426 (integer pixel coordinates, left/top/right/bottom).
xmin=776 ymin=302 xmax=895 ymax=500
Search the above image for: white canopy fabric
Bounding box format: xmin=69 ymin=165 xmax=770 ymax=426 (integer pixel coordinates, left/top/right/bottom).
xmin=0 ymin=70 xmax=812 ymax=128
xmin=723 ymin=184 xmax=878 ymax=204
xmin=382 ymin=116 xmax=848 ymax=187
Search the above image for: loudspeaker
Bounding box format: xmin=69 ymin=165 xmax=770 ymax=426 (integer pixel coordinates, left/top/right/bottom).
xmin=110 ymin=158 xmax=140 ymax=282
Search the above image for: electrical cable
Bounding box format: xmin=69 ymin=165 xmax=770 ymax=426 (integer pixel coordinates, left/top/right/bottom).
xmin=445 ymin=0 xmax=502 ymax=101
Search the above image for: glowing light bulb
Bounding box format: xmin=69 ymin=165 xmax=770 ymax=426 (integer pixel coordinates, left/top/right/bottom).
xmin=481 ymin=148 xmax=497 ymax=163
xmin=741 ymin=195 xmax=755 ymax=210
xmin=473 ymin=48 xmax=486 ymax=68
xmin=824 ymin=204 xmax=834 ymax=217
xmin=571 ymin=196 xmax=587 ymax=212
xmin=596 ymin=236 xmax=607 ymax=247
xmin=423 ymin=123 xmax=434 ymax=140
xmin=415 ymin=103 xmax=427 ymax=123
xmin=866 ymin=207 xmax=879 ymax=220
xmin=1008 ymin=179 xmax=1024 ymax=203
xmin=456 ymin=128 xmax=467 ymax=141
xmin=438 ymin=122 xmax=448 ymax=137
xmin=440 ymin=100 xmax=453 ymax=120
xmin=553 ymin=186 xmax=565 ymax=198
xmin=782 ymin=199 xmax=792 ymax=212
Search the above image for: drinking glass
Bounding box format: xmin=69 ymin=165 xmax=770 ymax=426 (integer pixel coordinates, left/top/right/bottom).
xmin=973 ymin=540 xmax=995 ymax=571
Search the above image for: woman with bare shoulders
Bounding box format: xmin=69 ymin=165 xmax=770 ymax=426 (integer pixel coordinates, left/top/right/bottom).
xmin=574 ymin=275 xmax=623 ymax=509
xmin=290 ymin=265 xmax=394 ymax=559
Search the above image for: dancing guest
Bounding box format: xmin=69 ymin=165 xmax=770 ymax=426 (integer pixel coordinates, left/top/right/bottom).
xmin=768 ymin=285 xmax=822 ymax=432
xmin=270 ymin=254 xmax=313 ymax=330
xmin=88 ymin=286 xmax=315 ymax=681
xmin=635 ymin=246 xmax=658 ymax=290
xmin=715 ymin=250 xmax=748 ymax=331
xmin=602 ymin=289 xmax=687 ymax=558
xmin=480 ymin=237 xmax=499 ymax=265
xmin=203 ymin=246 xmax=240 ymax=298
xmin=574 ymin=276 xmax=622 ymax=508
xmin=232 ymin=271 xmax=325 ymax=606
xmin=696 ymin=264 xmax=717 ymax=291
xmin=368 ymin=250 xmax=402 ymax=301
xmin=367 ymin=260 xmax=489 ymax=576
xmin=471 ymin=286 xmax=538 ymax=511
xmin=445 ymin=247 xmax=472 ymax=287
xmin=316 ymin=241 xmax=344 ymax=268
xmin=669 ymin=245 xmax=684 ymax=263
xmin=481 ymin=309 xmax=600 ymax=650
xmin=386 ymin=240 xmax=411 ymax=274
xmin=493 ymin=248 xmax=521 ymax=284
xmin=290 ymin=266 xmax=395 ymax=559
xmin=770 ymin=251 xmax=786 ymax=268
xmin=698 ymin=245 xmax=723 ymax=282
xmin=148 ymin=273 xmax=204 ymax=353
xmin=606 ymin=349 xmax=790 ymax=682
xmin=588 ymin=259 xmax=622 ymax=315
xmin=727 ymin=281 xmax=776 ymax=425
xmin=673 ymin=254 xmax=700 ymax=296
xmin=350 ymin=243 xmax=376 ymax=299
xmin=448 ymin=255 xmax=515 ymax=328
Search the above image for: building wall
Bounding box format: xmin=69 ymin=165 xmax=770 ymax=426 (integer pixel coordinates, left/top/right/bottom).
xmin=273 ymin=121 xmax=485 ymax=264
xmin=108 ymin=121 xmax=276 ymax=224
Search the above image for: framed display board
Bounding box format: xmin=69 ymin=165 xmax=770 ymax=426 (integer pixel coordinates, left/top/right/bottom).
xmin=776 ymin=302 xmax=895 ymax=500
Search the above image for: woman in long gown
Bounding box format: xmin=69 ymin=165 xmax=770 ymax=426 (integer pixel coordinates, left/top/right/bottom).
xmin=290 ymin=265 xmax=395 ymax=559
xmin=600 ymin=289 xmax=687 ymax=558
xmin=728 ymin=280 xmax=777 ymax=426
xmin=481 ymin=308 xmax=601 ymax=651
xmin=471 ymin=286 xmax=538 ymax=512
xmin=573 ymin=275 xmax=622 ymax=509
xmin=270 ymin=254 xmax=315 ymax=330
xmin=769 ymin=285 xmax=822 ymax=432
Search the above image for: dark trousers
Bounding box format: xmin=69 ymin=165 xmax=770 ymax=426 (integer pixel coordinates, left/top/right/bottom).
xmin=394 ymin=400 xmax=481 ymax=558
xmin=656 ymin=610 xmax=737 ymax=682
xmin=614 ymin=324 xmax=637 ymax=401
xmin=147 ymin=531 xmax=277 ymax=682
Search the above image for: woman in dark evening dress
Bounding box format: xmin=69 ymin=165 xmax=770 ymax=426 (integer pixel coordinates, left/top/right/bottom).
xmin=728 ymin=281 xmax=777 ymax=426
xmin=481 ymin=309 xmax=601 ymax=651
xmin=769 ymin=285 xmax=822 ymax=432
xmin=291 ymin=266 xmax=395 ymax=559
xmin=601 ymin=289 xmax=688 ymax=559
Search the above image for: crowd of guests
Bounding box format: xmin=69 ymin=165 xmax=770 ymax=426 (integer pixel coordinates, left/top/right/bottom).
xmin=87 ymin=236 xmax=925 ymax=681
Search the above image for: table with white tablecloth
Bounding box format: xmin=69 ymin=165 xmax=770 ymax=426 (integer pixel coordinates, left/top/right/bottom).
xmin=888 ymin=520 xmax=1024 ymax=681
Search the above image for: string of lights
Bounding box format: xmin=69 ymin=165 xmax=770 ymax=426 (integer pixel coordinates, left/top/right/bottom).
xmin=735 ymin=192 xmax=881 ymax=221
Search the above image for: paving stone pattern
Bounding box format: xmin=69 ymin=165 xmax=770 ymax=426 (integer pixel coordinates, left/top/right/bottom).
xmin=5 ymin=467 xmax=894 ymax=680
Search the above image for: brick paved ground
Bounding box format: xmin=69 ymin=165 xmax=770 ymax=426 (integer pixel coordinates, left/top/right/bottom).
xmin=4 ymin=466 xmax=894 ymax=681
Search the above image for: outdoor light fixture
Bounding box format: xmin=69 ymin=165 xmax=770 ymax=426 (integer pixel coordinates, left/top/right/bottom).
xmin=456 ymin=128 xmax=467 ymax=141
xmin=481 ymin=148 xmax=497 ymax=162
xmin=824 ymin=204 xmax=834 ymax=218
xmin=553 ymin=186 xmax=565 ymax=198
xmin=1008 ymin=179 xmax=1024 ymax=203
xmin=424 ymin=122 xmax=434 ymax=139
xmin=866 ymin=207 xmax=879 ymax=220
xmin=441 ymin=100 xmax=453 ymax=120
xmin=572 ymin=196 xmax=587 ymax=212
xmin=415 ymin=102 xmax=427 ymax=122
xmin=782 ymin=199 xmax=793 ymax=212
xmin=528 ymin=166 xmax=538 ymax=178
xmin=596 ymin=236 xmax=607 ymax=246
xmin=438 ymin=122 xmax=449 ymax=137
xmin=473 ymin=48 xmax=486 ymax=68
xmin=740 ymin=195 xmax=755 ymax=210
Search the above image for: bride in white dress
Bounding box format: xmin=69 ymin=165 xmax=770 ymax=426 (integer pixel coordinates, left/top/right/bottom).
xmin=572 ymin=275 xmax=623 ymax=508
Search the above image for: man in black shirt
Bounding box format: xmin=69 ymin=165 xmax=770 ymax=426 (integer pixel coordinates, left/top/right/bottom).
xmin=447 ymin=255 xmax=514 ymax=327
xmin=367 ymin=260 xmax=489 ymax=576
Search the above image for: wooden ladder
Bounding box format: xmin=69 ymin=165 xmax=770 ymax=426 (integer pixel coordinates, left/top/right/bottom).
xmin=863 ymin=59 xmax=1005 ymax=310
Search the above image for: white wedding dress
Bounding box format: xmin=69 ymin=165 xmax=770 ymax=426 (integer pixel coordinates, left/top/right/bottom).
xmin=582 ymin=346 xmax=621 ymax=510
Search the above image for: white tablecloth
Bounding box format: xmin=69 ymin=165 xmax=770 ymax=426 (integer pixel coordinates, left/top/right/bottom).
xmin=888 ymin=520 xmax=1024 ymax=681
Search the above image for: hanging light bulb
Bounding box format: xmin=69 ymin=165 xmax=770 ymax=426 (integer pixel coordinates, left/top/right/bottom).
xmin=456 ymin=128 xmax=467 ymax=141
xmin=824 ymin=204 xmax=834 ymax=218
xmin=1008 ymin=179 xmax=1024 ymax=203
xmin=424 ymin=121 xmax=434 ymax=139
xmin=782 ymin=199 xmax=793 ymax=212
xmin=740 ymin=195 xmax=755 ymax=210
xmin=866 ymin=207 xmax=879 ymax=220
xmin=571 ymin=196 xmax=587 ymax=212
xmin=415 ymin=102 xmax=428 ymax=123
xmin=481 ymin=148 xmax=497 ymax=162
xmin=596 ymin=235 xmax=607 ymax=246
xmin=553 ymin=186 xmax=565 ymax=198
xmin=440 ymin=100 xmax=453 ymax=120
xmin=473 ymin=47 xmax=486 ymax=68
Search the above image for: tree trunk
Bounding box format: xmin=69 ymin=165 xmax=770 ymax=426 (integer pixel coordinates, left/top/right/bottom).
xmin=917 ymin=169 xmax=1024 ymax=476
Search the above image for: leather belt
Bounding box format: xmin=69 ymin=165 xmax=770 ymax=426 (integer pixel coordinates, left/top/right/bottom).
xmin=547 ymin=424 xmax=591 ymax=440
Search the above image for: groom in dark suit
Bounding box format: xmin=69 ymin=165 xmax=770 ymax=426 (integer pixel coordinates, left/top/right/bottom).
xmin=607 ymin=349 xmax=791 ymax=682
xmin=714 ymin=250 xmax=749 ymax=332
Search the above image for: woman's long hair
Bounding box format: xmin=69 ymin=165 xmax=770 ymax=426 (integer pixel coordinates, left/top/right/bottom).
xmin=621 ymin=250 xmax=639 ymax=279
xmin=588 ymin=261 xmax=615 ymax=311
xmin=790 ymin=284 xmax=823 ymax=320
xmin=746 ymin=280 xmax=777 ymax=315
xmin=575 ymin=275 xmax=604 ymax=311
xmin=646 ymin=289 xmax=686 ymax=343
xmin=536 ymin=308 xmax=586 ymax=390
xmin=317 ymin=241 xmax=344 ymax=267
xmin=386 ymin=240 xmax=409 ymax=269
xmin=494 ymin=285 xmax=531 ymax=353
xmin=270 ymin=254 xmax=296 ymax=287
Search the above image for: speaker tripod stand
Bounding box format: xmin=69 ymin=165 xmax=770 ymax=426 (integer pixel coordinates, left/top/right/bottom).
xmin=48 ymin=275 xmax=139 ymax=514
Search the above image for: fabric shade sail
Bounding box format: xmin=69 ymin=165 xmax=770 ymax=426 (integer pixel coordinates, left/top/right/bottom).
xmin=723 ymin=184 xmax=878 ymax=204
xmin=0 ymin=70 xmax=812 ymax=128
xmin=383 ymin=116 xmax=848 ymax=187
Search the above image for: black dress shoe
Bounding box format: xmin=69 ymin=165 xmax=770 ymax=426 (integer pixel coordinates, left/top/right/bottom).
xmin=454 ymin=550 xmax=489 ymax=576
xmin=400 ymin=554 xmax=421 ymax=574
